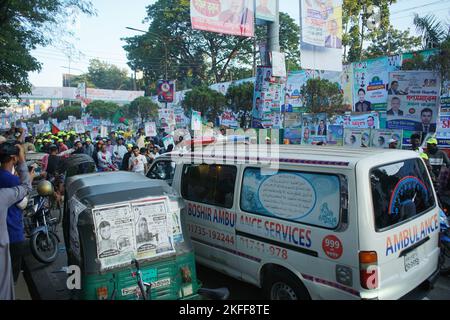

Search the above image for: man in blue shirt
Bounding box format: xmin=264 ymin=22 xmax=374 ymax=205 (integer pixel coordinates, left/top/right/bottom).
xmin=0 ymin=143 xmax=27 ymax=284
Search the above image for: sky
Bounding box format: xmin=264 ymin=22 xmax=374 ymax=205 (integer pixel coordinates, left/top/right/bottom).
xmin=29 ymin=0 xmax=450 ymax=87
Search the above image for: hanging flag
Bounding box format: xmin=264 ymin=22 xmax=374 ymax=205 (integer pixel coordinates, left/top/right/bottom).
xmin=51 ymin=122 xmax=60 ymax=135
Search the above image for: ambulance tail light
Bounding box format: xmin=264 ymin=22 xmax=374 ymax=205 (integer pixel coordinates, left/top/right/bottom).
xmin=96 ymin=286 xmax=109 ymax=300
xmin=359 ymin=251 xmax=378 ymax=290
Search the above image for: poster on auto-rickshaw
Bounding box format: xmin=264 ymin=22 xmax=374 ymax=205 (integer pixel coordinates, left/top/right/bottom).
xmin=92 ymin=203 xmax=135 ymax=271
xmin=132 ymin=198 xmax=175 ymax=260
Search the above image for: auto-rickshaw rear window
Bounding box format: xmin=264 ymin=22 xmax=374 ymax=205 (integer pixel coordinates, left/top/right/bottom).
xmin=370 ymin=158 xmax=436 ymax=232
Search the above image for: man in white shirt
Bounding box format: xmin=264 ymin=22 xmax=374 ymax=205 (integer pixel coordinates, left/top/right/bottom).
xmin=129 ymin=146 xmax=148 ymax=175
xmin=112 ymin=137 xmax=128 ymax=169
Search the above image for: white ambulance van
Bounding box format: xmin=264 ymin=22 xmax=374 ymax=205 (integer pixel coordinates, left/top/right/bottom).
xmin=146 ymin=145 xmax=440 ymax=300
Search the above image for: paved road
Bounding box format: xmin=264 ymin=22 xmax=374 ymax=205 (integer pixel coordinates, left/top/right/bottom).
xmin=197 ymin=264 xmax=450 ymax=300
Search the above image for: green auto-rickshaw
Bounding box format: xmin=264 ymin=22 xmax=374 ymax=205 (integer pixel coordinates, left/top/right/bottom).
xmin=63 ymin=171 xmax=215 ymax=300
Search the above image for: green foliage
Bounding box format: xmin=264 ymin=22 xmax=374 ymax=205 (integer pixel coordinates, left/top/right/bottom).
xmin=128 ymin=96 xmax=159 ymax=123
xmin=52 ymin=105 xmax=82 ymax=121
xmin=414 ymin=14 xmax=449 ymax=49
xmin=0 ymin=0 xmax=95 ymax=108
xmin=123 ymin=0 xmax=300 ymax=90
xmin=226 ymin=82 xmax=254 ymax=113
xmin=85 ymin=100 xmax=120 ymax=119
xmin=182 ymin=87 xmax=227 ymax=122
xmin=300 ymin=79 xmax=343 ymax=115
xmin=364 ymin=26 xmax=421 ymax=59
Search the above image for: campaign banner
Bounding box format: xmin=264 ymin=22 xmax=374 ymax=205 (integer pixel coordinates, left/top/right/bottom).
xmin=300 ymin=0 xmax=343 ymax=72
xmin=174 ymin=107 xmax=188 ymax=128
xmin=386 ymin=71 xmax=440 ymax=133
xmin=344 ymin=128 xmax=371 ymax=148
xmin=191 ymin=111 xmax=202 ymax=131
xmin=157 ymin=80 xmax=175 ymax=103
xmin=441 ymin=81 xmax=450 ymax=113
xmin=353 ymin=56 xmax=401 ymax=112
xmin=145 ymin=122 xmax=157 ymax=137
xmin=190 ymin=0 xmax=254 ymax=37
xmin=370 ymin=129 xmax=403 ymax=149
xmin=326 ymin=125 xmax=344 ymax=146
xmin=271 ymin=51 xmax=286 ymax=78
xmin=255 ymin=0 xmax=276 ymax=22
xmin=334 ymin=112 xmax=380 ymax=129
xmin=301 ymin=113 xmax=328 ymax=145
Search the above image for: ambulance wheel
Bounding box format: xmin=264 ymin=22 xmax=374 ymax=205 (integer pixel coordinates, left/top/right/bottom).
xmin=264 ymin=272 xmax=310 ymax=300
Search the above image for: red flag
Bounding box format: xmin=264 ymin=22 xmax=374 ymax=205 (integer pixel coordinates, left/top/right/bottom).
xmin=51 ymin=123 xmax=60 ymax=135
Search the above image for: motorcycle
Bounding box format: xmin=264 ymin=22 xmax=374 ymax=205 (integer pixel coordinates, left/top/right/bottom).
xmin=24 ymin=180 xmax=61 ymax=264
xmin=439 ymin=209 xmax=450 ymax=275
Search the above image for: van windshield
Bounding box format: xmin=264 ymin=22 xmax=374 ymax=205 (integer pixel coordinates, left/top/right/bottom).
xmin=370 ymin=158 xmax=435 ymax=231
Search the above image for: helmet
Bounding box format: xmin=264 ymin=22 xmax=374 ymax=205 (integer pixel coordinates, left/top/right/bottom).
xmin=426 ymin=138 xmax=438 ymax=145
xmin=37 ymin=180 xmax=54 ymax=197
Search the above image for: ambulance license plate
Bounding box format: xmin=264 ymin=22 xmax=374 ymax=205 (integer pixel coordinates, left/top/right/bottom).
xmin=404 ymin=250 xmax=420 ymax=272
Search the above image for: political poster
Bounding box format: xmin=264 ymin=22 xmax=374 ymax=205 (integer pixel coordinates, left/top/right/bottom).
xmin=370 ymin=129 xmax=403 ymax=149
xmin=220 ymin=110 xmax=239 ymax=128
xmin=326 ymin=125 xmax=344 ymax=146
xmin=341 ymin=64 xmax=354 ymax=110
xmin=301 ymin=113 xmax=328 ymax=145
xmin=437 ymin=115 xmax=450 ymax=147
xmin=158 ymin=108 xmax=176 ymax=130
xmin=174 ymin=107 xmax=188 ymax=128
xmin=145 ymin=122 xmax=157 ymax=137
xmin=190 ymin=0 xmax=254 ymax=37
xmin=74 ymin=121 xmax=85 ymax=134
xmin=93 ymin=203 xmax=135 ymax=271
xmin=132 ymin=198 xmax=175 ymax=261
xmin=210 ymin=81 xmax=232 ymax=96
xmin=284 ymin=71 xmax=308 ymax=113
xmin=352 ymin=56 xmax=401 ymax=112
xmin=300 ymin=0 xmax=343 ymax=72
xmin=162 ymin=135 xmax=175 ymax=150
xmin=441 ymin=81 xmax=450 ymax=114
xmin=271 ymin=51 xmax=286 ymax=78
xmin=157 ymin=80 xmax=175 ymax=103
xmin=191 ymin=111 xmax=202 ymax=131
xmin=344 ymin=128 xmax=371 ymax=148
xmin=334 ymin=112 xmax=380 ymax=129
xmin=284 ymin=128 xmax=303 ymax=145
xmin=386 ymin=71 xmax=440 ymax=133
xmin=252 ymin=66 xmax=284 ymax=128
xmin=255 ymin=0 xmax=277 ymax=22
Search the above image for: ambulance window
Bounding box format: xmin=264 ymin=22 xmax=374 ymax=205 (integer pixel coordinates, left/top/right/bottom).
xmin=370 ymin=158 xmax=436 ymax=231
xmin=240 ymin=168 xmax=344 ymax=229
xmin=147 ymin=161 xmax=176 ymax=186
xmin=181 ymin=164 xmax=237 ymax=209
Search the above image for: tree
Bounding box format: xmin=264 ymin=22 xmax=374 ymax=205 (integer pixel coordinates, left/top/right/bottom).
xmin=226 ymin=82 xmax=254 ymax=113
xmin=301 ymin=79 xmax=343 ymax=115
xmin=71 ymin=59 xmax=132 ymax=90
xmin=364 ymin=26 xmax=421 ymax=59
xmin=413 ymin=14 xmax=449 ymax=49
xmin=0 ymin=0 xmax=95 ymax=109
xmin=128 ymin=96 xmax=159 ymax=124
xmin=52 ymin=105 xmax=82 ymax=122
xmin=85 ymin=100 xmax=120 ymax=119
xmin=182 ymin=87 xmax=227 ymax=122
xmin=343 ymin=0 xmax=394 ymax=63
xmin=123 ymin=0 xmax=301 ymax=90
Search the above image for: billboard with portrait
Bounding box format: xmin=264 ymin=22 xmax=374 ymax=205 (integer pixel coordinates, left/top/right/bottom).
xmin=191 ymin=0 xmax=254 ymax=37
